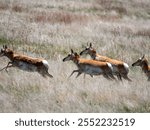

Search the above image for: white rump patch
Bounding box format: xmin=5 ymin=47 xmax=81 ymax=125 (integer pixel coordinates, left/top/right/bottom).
xmin=107 ymin=62 xmax=113 ymax=71
xmin=42 ymin=60 xmax=49 ymax=69
xmin=123 ymin=63 xmax=129 ymax=72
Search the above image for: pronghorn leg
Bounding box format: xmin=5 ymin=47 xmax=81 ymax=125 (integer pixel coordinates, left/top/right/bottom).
xmin=117 ymin=73 xmax=122 ymax=81
xmin=46 ymin=72 xmax=53 ymax=78
xmin=5 ymin=64 xmax=14 ymax=72
xmin=108 ymin=73 xmax=117 ymax=80
xmin=83 ymin=74 xmax=93 ymax=78
xmin=40 ymin=66 xmax=53 ymax=78
xmin=83 ymin=74 xmax=93 ymax=84
xmin=45 ymin=69 xmax=53 ymax=78
xmin=0 ymin=62 xmax=13 ymax=72
xmin=122 ymin=74 xmax=132 ymax=82
xmin=76 ymin=72 xmax=82 ymax=78
xmin=69 ymin=70 xmax=80 ymax=78
xmin=102 ymin=74 xmax=112 ymax=80
xmin=90 ymin=74 xmax=93 ymax=78
xmin=40 ymin=73 xmax=47 ymax=78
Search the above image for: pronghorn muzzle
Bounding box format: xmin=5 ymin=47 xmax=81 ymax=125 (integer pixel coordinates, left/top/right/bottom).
xmin=132 ymin=55 xmax=145 ymax=67
xmin=62 ymin=57 xmax=66 ymax=62
xmin=80 ymin=49 xmax=88 ymax=56
xmin=62 ymin=58 xmax=66 ymax=62
xmin=80 ymin=50 xmax=84 ymax=55
xmin=63 ymin=56 xmax=70 ymax=62
xmin=132 ymin=61 xmax=141 ymax=67
xmin=132 ymin=62 xmax=136 ymax=67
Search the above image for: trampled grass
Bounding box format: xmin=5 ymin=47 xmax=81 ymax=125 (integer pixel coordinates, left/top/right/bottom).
xmin=0 ymin=0 xmax=150 ymax=112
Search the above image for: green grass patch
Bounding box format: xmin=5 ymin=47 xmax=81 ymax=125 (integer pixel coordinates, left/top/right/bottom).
xmin=117 ymin=102 xmax=150 ymax=113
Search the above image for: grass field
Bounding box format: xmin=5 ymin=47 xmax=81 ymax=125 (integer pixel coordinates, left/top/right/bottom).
xmin=0 ymin=0 xmax=150 ymax=112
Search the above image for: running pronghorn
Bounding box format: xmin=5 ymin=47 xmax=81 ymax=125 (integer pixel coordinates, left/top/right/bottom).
xmin=63 ymin=49 xmax=116 ymax=80
xmin=0 ymin=45 xmax=53 ymax=78
xmin=132 ymin=55 xmax=150 ymax=81
xmin=80 ymin=43 xmax=132 ymax=81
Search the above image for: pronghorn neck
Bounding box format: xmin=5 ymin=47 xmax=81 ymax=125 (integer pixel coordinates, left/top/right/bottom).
xmin=5 ymin=50 xmax=14 ymax=61
xmin=94 ymin=53 xmax=104 ymax=61
xmin=89 ymin=50 xmax=97 ymax=59
xmin=72 ymin=56 xmax=80 ymax=65
xmin=141 ymin=59 xmax=149 ymax=73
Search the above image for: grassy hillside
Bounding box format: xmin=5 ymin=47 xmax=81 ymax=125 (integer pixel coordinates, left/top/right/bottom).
xmin=0 ymin=0 xmax=150 ymax=112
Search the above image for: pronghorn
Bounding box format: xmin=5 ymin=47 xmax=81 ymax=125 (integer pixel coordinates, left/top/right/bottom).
xmin=63 ymin=49 xmax=116 ymax=80
xmin=132 ymin=55 xmax=150 ymax=81
xmin=0 ymin=45 xmax=53 ymax=78
xmin=80 ymin=43 xmax=132 ymax=81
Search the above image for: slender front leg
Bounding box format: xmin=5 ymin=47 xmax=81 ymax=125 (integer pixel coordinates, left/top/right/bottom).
xmin=117 ymin=73 xmax=122 ymax=81
xmin=69 ymin=70 xmax=79 ymax=78
xmin=84 ymin=74 xmax=93 ymax=79
xmin=90 ymin=74 xmax=93 ymax=78
xmin=102 ymin=73 xmax=112 ymax=80
xmin=0 ymin=62 xmax=13 ymax=72
xmin=76 ymin=72 xmax=82 ymax=78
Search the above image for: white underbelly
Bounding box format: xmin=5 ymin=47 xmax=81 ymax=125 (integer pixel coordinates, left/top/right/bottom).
xmin=84 ymin=66 xmax=103 ymax=75
xmin=17 ymin=62 xmax=37 ymax=72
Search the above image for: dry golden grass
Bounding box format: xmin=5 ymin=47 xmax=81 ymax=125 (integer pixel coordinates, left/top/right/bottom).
xmin=0 ymin=0 xmax=150 ymax=112
xmin=30 ymin=10 xmax=88 ymax=24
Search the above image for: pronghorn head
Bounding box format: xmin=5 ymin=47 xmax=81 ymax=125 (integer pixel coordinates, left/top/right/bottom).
xmin=80 ymin=42 xmax=96 ymax=56
xmin=132 ymin=55 xmax=146 ymax=67
xmin=63 ymin=49 xmax=79 ymax=62
xmin=0 ymin=45 xmax=14 ymax=57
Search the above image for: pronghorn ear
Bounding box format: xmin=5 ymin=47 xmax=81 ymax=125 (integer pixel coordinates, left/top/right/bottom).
xmin=4 ymin=45 xmax=7 ymax=49
xmin=71 ymin=49 xmax=74 ymax=53
xmin=142 ymin=54 xmax=145 ymax=59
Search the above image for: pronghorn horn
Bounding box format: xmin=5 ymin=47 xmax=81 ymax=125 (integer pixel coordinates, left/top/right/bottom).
xmin=89 ymin=42 xmax=92 ymax=47
xmin=71 ymin=49 xmax=74 ymax=53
